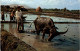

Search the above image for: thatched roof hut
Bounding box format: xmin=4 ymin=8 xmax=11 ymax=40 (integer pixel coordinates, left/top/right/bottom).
xmin=36 ymin=7 xmax=42 ymax=12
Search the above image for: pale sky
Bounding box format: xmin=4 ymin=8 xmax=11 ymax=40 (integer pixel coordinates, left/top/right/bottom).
xmin=1 ymin=0 xmax=80 ymax=10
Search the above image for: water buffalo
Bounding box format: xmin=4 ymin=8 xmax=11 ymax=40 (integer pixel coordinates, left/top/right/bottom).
xmin=34 ymin=17 xmax=68 ymax=41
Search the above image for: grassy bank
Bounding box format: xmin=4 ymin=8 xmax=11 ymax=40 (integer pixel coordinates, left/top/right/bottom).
xmin=1 ymin=29 xmax=37 ymax=51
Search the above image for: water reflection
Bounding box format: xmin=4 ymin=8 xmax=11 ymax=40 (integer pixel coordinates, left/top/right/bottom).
xmin=1 ymin=24 xmax=4 ymax=30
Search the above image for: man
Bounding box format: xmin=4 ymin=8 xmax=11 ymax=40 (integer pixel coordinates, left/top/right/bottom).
xmin=1 ymin=11 xmax=5 ymax=21
xmin=10 ymin=11 xmax=14 ymax=21
xmin=15 ymin=6 xmax=24 ymax=31
xmin=10 ymin=10 xmax=15 ymax=21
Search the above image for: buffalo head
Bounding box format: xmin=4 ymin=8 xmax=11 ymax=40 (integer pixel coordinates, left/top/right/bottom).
xmin=47 ymin=26 xmax=68 ymax=41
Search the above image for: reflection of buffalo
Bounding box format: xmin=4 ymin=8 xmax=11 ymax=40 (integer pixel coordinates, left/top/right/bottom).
xmin=34 ymin=17 xmax=68 ymax=41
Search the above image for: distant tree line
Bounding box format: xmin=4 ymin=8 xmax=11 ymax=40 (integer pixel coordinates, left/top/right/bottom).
xmin=1 ymin=5 xmax=28 ymax=12
xmin=1 ymin=5 xmax=79 ymax=14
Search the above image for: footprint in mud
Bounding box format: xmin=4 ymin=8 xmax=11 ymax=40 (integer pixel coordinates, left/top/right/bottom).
xmin=27 ymin=35 xmax=30 ymax=36
xmin=73 ymin=35 xmax=76 ymax=36
xmin=63 ymin=35 xmax=66 ymax=36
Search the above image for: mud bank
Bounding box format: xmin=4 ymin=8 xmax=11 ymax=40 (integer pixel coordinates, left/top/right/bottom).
xmin=25 ymin=12 xmax=80 ymax=19
xmin=1 ymin=29 xmax=37 ymax=51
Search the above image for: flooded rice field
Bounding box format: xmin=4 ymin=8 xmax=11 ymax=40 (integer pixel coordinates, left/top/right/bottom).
xmin=0 ymin=13 xmax=80 ymax=51
xmin=1 ymin=23 xmax=80 ymax=51
xmin=0 ymin=13 xmax=80 ymax=22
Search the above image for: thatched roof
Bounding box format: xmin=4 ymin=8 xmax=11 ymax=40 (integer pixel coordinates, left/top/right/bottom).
xmin=36 ymin=7 xmax=42 ymax=12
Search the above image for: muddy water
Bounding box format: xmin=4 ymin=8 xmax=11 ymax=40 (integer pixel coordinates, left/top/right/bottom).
xmin=1 ymin=13 xmax=80 ymax=51
xmin=1 ymin=23 xmax=80 ymax=51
